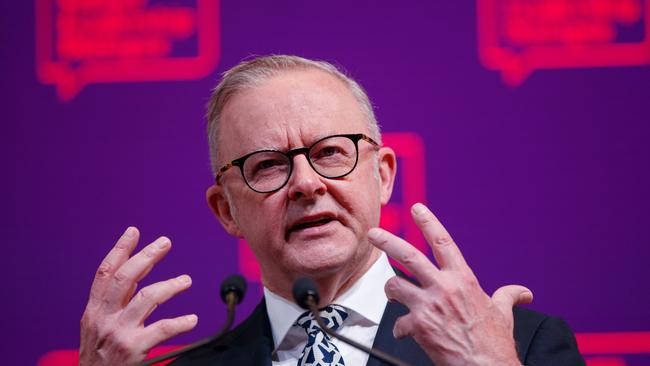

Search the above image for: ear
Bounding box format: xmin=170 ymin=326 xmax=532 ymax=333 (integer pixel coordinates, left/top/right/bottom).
xmin=377 ymin=146 xmax=397 ymax=205
xmin=206 ymin=184 xmax=244 ymax=238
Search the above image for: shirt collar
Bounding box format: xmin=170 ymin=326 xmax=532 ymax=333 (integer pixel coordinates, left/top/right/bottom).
xmin=264 ymin=252 xmax=396 ymax=350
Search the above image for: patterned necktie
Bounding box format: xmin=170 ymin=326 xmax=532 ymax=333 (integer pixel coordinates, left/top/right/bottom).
xmin=295 ymin=305 xmax=349 ymax=366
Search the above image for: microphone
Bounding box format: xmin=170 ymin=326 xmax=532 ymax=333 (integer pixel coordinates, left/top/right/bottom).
xmin=221 ymin=274 xmax=247 ymax=305
xmin=292 ymin=277 xmax=413 ymax=366
xmin=140 ymin=274 xmax=248 ymax=366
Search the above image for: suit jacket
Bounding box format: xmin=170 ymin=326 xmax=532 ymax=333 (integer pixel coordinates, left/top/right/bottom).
xmin=169 ymin=299 xmax=585 ymax=365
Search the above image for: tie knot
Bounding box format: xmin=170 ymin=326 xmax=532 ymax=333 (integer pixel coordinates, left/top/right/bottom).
xmin=296 ymin=304 xmax=349 ymax=334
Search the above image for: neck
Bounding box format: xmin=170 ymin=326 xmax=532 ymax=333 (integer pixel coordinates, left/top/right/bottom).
xmin=264 ymin=247 xmax=383 ymax=308
xmin=313 ymin=248 xmax=382 ymax=307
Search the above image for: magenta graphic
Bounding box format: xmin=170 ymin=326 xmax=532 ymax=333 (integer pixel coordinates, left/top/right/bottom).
xmin=477 ymin=0 xmax=650 ymax=85
xmin=35 ymin=0 xmax=220 ymax=100
xmin=36 ymin=331 xmax=650 ymax=365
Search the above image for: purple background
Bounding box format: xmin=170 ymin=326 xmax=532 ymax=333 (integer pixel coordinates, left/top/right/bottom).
xmin=2 ymin=1 xmax=650 ymax=364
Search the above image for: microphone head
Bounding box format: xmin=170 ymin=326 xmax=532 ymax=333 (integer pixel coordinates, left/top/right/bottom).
xmin=292 ymin=277 xmax=320 ymax=309
xmin=220 ymin=274 xmax=247 ymax=304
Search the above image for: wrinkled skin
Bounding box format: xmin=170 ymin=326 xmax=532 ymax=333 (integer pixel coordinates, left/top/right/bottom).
xmin=368 ymin=203 xmax=532 ymax=366
xmin=79 ymin=228 xmax=197 ymax=365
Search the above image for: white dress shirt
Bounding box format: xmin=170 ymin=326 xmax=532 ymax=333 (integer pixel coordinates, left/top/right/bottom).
xmin=265 ymin=252 xmax=396 ymax=366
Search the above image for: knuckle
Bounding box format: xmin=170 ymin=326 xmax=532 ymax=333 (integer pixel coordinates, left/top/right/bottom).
xmin=114 ymin=238 xmax=132 ymax=250
xmin=143 ymin=246 xmax=158 ymax=258
xmin=434 ymin=235 xmax=454 ymax=247
xmin=372 ymin=230 xmax=387 ymax=243
xmin=456 ymin=272 xmax=479 ymax=291
xmin=80 ymin=313 xmax=96 ymax=332
xmin=437 ymin=282 xmax=456 ymax=301
xmin=466 ymin=276 xmax=480 ymax=291
xmin=113 ymin=270 xmax=131 ymax=285
xmin=449 ymin=282 xmax=464 ymax=298
xmin=418 ymin=213 xmax=436 ymax=225
xmin=137 ymin=286 xmax=153 ymax=302
xmin=398 ymin=250 xmax=419 ymax=267
xmin=112 ymin=332 xmax=135 ymax=354
xmin=95 ymin=262 xmax=113 ymax=279
xmin=410 ymin=315 xmax=427 ymax=334
xmin=142 ymin=248 xmax=156 ymax=259
xmin=136 ymin=285 xmax=162 ymax=306
xmin=456 ymin=273 xmax=472 ymax=288
xmin=157 ymin=319 xmax=177 ymax=337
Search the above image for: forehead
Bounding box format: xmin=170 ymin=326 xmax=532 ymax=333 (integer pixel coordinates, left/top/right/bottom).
xmin=218 ymin=69 xmax=369 ymax=160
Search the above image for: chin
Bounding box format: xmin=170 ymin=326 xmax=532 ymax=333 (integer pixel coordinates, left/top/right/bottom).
xmin=287 ymin=244 xmax=355 ymax=277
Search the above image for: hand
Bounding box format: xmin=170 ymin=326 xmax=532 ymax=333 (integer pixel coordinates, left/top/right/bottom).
xmin=368 ymin=203 xmax=532 ymax=366
xmin=79 ymin=227 xmax=198 ymax=366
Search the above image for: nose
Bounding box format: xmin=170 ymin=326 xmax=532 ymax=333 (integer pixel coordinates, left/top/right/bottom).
xmin=287 ymin=154 xmax=327 ymax=200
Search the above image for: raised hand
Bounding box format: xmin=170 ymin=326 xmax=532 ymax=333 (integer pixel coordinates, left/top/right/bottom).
xmin=368 ymin=203 xmax=532 ymax=366
xmin=79 ymin=227 xmax=197 ymax=366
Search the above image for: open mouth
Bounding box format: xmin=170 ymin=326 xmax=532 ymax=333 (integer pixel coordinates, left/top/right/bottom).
xmin=292 ymin=217 xmax=335 ymax=231
xmin=287 ymin=214 xmax=338 ymax=238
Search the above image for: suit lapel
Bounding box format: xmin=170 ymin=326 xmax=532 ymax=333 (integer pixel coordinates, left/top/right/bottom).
xmin=213 ymin=300 xmax=274 ymax=366
xmin=366 ymin=300 xmax=434 ymax=366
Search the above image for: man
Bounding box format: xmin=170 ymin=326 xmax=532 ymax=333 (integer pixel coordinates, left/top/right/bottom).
xmin=79 ymin=55 xmax=584 ymax=365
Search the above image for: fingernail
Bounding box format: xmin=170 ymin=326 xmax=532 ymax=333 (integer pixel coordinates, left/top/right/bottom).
xmin=177 ymin=274 xmax=191 ymax=284
xmin=411 ymin=203 xmax=427 ymax=215
xmin=123 ymin=227 xmax=135 ymax=238
xmin=520 ymin=291 xmax=533 ymax=302
xmin=157 ymin=237 xmax=171 ymax=249
xmin=186 ymin=314 xmax=198 ymax=324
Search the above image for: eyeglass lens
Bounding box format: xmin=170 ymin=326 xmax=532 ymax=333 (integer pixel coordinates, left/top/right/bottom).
xmin=242 ymin=135 xmax=358 ymax=192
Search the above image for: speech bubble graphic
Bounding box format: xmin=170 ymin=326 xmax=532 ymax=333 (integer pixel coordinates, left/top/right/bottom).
xmin=237 ymin=132 xmax=428 ymax=285
xmin=35 ymin=0 xmax=220 ymax=101
xmin=477 ymin=0 xmax=650 ymax=86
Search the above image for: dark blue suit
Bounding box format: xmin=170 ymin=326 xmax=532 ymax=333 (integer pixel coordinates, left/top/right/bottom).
xmin=170 ymin=299 xmax=585 ymax=365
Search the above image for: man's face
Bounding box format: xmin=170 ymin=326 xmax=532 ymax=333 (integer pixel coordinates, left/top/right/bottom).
xmin=207 ymin=69 xmax=396 ymax=289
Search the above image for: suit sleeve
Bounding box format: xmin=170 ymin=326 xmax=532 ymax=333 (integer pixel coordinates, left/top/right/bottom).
xmin=522 ymin=316 xmax=585 ymax=366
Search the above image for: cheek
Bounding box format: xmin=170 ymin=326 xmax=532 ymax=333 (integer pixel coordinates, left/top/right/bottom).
xmin=336 ymin=180 xmax=382 ymax=230
xmin=242 ymin=196 xmax=287 ymax=241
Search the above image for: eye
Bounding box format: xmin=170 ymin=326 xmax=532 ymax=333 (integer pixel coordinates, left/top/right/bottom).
xmin=315 ymin=145 xmax=344 ymax=158
xmin=254 ymin=158 xmax=285 ymax=171
xmin=244 ymin=151 xmax=289 ymax=179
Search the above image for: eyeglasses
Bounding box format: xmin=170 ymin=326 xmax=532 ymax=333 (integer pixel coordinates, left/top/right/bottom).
xmin=216 ymin=133 xmax=379 ymax=193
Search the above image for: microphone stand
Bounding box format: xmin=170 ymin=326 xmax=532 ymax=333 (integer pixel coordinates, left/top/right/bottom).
xmin=139 ymin=291 xmax=238 ymax=366
xmin=304 ymin=296 xmax=414 ymax=366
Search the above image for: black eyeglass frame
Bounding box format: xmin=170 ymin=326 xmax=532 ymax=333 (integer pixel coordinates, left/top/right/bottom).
xmin=215 ymin=133 xmax=380 ymax=193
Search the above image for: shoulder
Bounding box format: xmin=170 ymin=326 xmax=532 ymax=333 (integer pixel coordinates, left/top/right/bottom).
xmin=513 ymin=307 xmax=585 ymax=366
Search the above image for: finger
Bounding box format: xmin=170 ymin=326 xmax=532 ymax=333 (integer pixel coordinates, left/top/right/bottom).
xmin=392 ymin=314 xmax=415 ymax=340
xmin=103 ymin=236 xmax=172 ymax=311
xmin=121 ymin=275 xmax=192 ymax=325
xmin=492 ymin=285 xmax=533 ymax=314
xmin=384 ymin=276 xmax=424 ymax=308
xmin=87 ymin=227 xmax=140 ymax=308
xmin=368 ymin=227 xmax=439 ymax=287
xmin=138 ymin=314 xmax=199 ymax=352
xmin=411 ymin=203 xmax=467 ymax=271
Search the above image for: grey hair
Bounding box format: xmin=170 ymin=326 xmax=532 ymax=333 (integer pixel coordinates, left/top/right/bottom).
xmin=206 ymin=55 xmax=381 ymax=175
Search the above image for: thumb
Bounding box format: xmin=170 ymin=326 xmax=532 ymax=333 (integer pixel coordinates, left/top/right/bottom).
xmin=492 ymin=285 xmax=533 ymax=313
